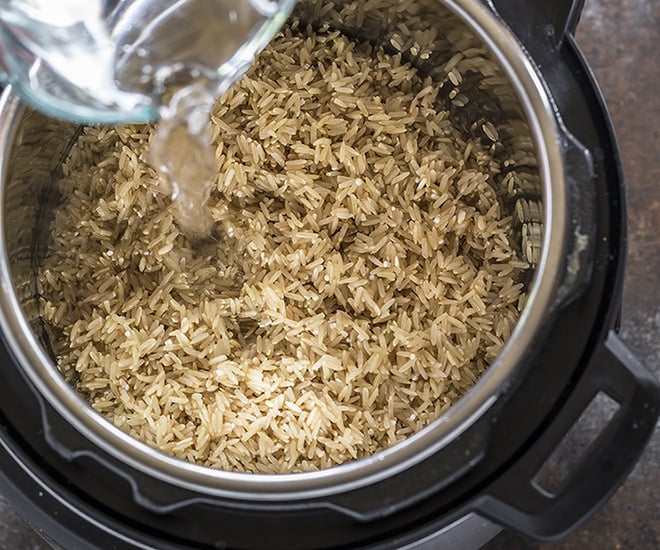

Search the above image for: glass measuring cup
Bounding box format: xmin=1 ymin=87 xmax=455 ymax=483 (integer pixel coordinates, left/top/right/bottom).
xmin=0 ymin=0 xmax=295 ymax=123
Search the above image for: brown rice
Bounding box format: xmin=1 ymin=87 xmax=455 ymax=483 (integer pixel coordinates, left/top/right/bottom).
xmin=37 ymin=18 xmax=535 ymax=473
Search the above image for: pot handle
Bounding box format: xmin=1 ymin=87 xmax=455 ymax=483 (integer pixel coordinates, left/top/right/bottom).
xmin=473 ymin=333 xmax=660 ymax=541
xmin=486 ymin=0 xmax=585 ymax=45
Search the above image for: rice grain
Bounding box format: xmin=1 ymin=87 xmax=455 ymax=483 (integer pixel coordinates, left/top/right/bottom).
xmin=37 ymin=14 xmax=537 ymax=473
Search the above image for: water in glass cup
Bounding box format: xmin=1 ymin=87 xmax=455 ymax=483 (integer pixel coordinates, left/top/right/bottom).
xmin=0 ymin=0 xmax=294 ymax=237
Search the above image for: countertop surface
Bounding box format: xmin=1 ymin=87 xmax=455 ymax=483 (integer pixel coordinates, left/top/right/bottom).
xmin=0 ymin=0 xmax=658 ymax=548
xmin=487 ymin=0 xmax=660 ymax=548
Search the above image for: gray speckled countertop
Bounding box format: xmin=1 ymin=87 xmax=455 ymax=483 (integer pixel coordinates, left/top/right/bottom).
xmin=0 ymin=0 xmax=658 ymax=548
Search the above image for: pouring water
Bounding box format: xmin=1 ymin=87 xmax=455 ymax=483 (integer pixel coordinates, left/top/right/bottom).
xmin=0 ymin=0 xmax=295 ymax=237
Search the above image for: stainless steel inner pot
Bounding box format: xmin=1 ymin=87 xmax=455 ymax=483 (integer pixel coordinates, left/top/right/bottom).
xmin=0 ymin=0 xmax=566 ymax=500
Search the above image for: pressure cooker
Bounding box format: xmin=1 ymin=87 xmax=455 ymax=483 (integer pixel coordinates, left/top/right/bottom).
xmin=0 ymin=0 xmax=658 ymax=548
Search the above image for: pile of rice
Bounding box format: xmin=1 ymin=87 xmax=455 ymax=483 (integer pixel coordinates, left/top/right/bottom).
xmin=38 ymin=16 xmax=535 ymax=473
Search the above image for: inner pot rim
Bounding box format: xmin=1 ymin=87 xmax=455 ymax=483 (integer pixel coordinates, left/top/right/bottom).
xmin=0 ymin=0 xmax=567 ymax=501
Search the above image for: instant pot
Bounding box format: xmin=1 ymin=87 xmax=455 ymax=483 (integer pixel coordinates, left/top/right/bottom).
xmin=0 ymin=0 xmax=658 ymax=548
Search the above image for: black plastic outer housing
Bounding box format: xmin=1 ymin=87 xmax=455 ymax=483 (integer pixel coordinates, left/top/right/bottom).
xmin=0 ymin=1 xmax=658 ymax=549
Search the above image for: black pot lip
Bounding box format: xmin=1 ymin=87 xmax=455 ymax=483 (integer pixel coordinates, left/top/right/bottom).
xmin=0 ymin=0 xmax=567 ymax=501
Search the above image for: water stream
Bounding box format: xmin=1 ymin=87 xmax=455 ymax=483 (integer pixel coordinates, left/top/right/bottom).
xmin=0 ymin=0 xmax=293 ymax=238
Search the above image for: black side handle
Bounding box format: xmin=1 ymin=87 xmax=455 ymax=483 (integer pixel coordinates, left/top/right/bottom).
xmin=473 ymin=333 xmax=660 ymax=541
xmin=487 ymin=0 xmax=585 ymax=46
